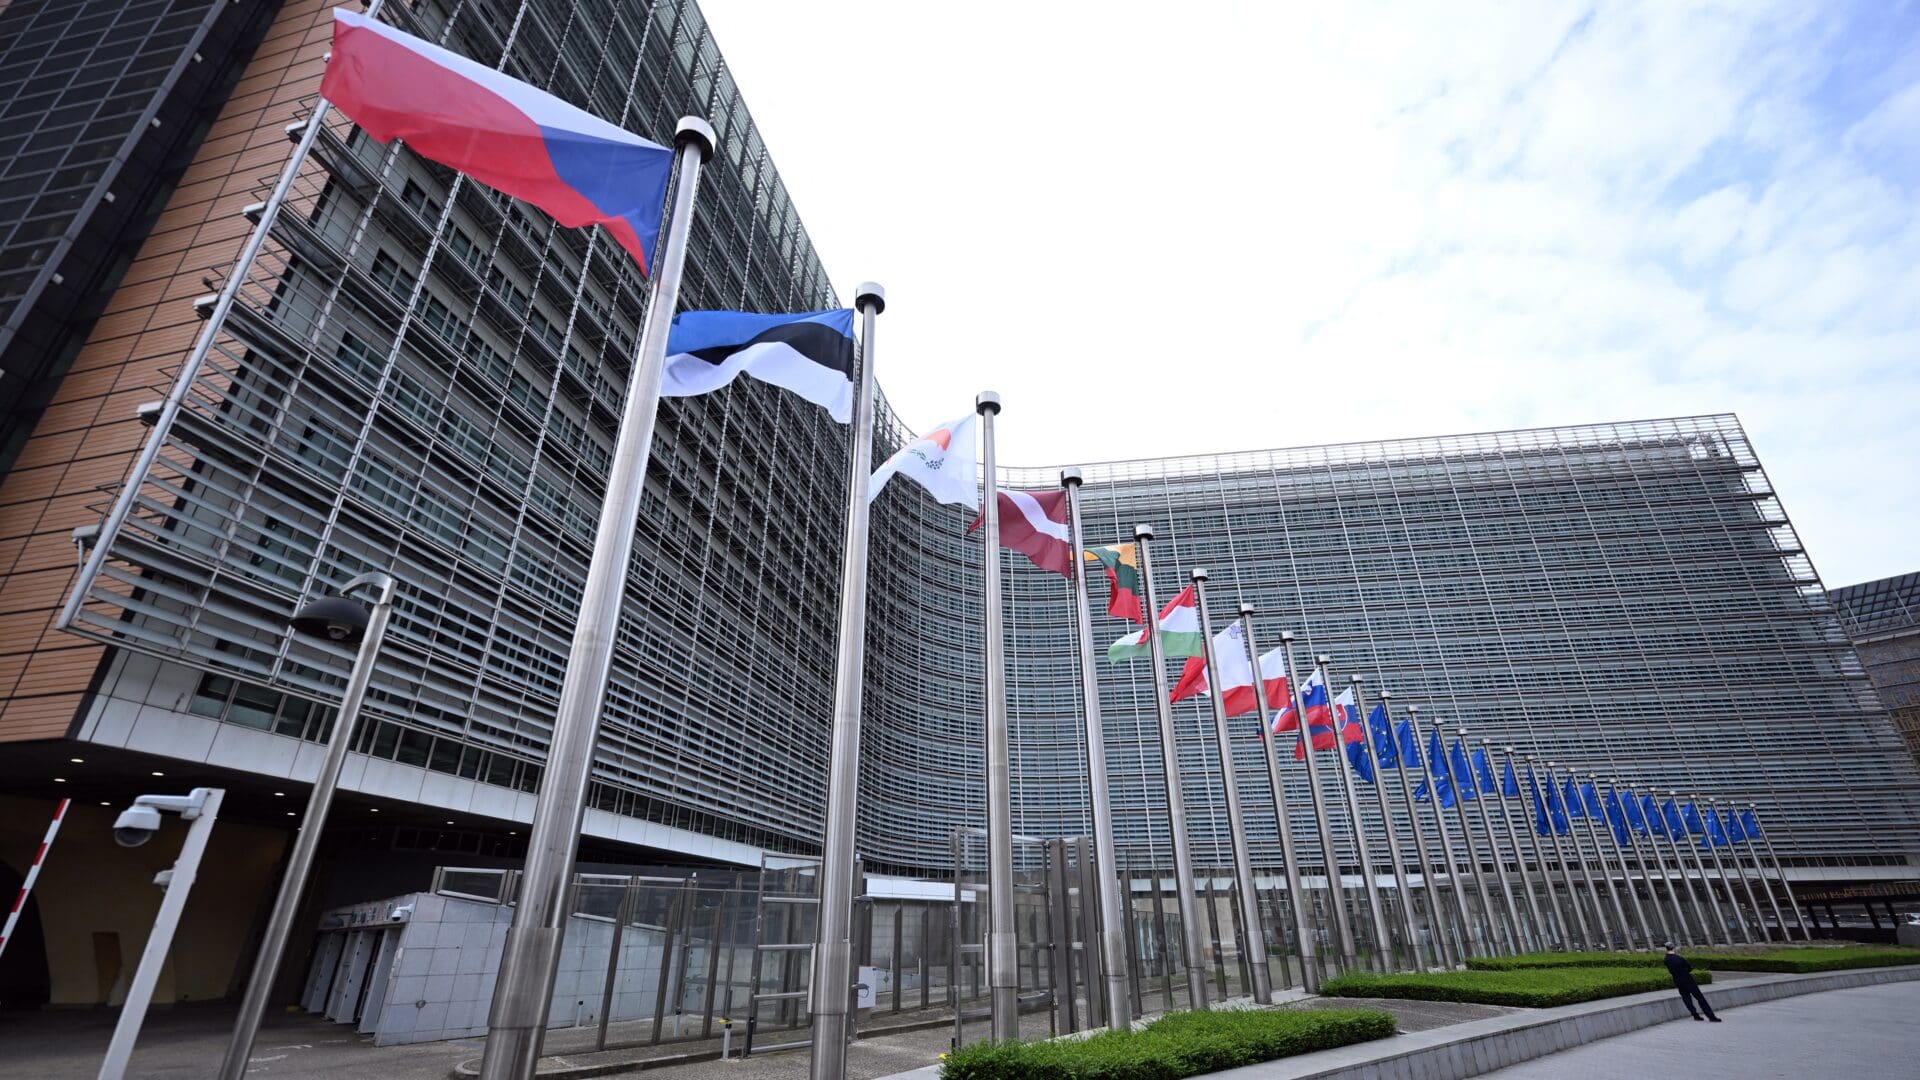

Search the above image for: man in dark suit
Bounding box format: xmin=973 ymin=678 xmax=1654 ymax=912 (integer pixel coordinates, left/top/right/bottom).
xmin=1665 ymin=942 xmax=1720 ymax=1021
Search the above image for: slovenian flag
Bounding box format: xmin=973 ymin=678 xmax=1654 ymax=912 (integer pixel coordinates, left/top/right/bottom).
xmin=661 ymin=308 xmax=857 ymax=422
xmin=1108 ymin=583 xmax=1204 ymax=663
xmin=1168 ymin=622 xmax=1289 ymax=716
xmin=1269 ymin=667 xmax=1331 ymax=734
xmin=321 ymin=9 xmax=674 ymax=274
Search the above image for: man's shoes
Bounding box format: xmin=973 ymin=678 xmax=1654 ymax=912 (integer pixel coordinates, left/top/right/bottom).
xmin=1709 ymin=1017 xmax=1722 ymax=1023
xmin=1692 ymin=1016 xmax=1704 ymax=1021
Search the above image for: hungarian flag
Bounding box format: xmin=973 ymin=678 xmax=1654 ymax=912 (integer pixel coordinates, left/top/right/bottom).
xmin=969 ymin=490 xmax=1073 ymax=576
xmin=1169 ymin=623 xmax=1288 ymax=716
xmin=1269 ymin=667 xmax=1331 ymax=733
xmin=321 ymin=9 xmax=673 ymax=274
xmin=1082 ymin=543 xmax=1144 ymax=622
xmin=869 ymin=412 xmax=978 ymax=507
xmin=1108 ymin=584 xmax=1203 ymax=663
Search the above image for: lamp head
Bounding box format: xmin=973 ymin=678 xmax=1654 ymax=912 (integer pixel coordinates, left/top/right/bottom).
xmin=291 ymin=595 xmax=371 ymax=644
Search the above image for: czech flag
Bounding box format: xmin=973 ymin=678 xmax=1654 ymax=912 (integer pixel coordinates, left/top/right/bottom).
xmin=321 ymin=9 xmax=675 ymax=275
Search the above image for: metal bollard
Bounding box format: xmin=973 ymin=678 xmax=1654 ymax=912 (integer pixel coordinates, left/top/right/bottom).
xmin=720 ymin=1017 xmax=733 ymax=1060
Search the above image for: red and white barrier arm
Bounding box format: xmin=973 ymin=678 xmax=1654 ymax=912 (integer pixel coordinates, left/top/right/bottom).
xmin=0 ymin=797 xmax=69 ymax=960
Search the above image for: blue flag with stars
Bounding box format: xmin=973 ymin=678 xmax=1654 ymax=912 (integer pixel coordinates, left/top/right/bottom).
xmin=1501 ymin=759 xmax=1521 ymax=799
xmin=1367 ymin=704 xmax=1396 ymax=768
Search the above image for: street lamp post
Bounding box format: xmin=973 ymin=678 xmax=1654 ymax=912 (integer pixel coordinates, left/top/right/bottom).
xmin=218 ymin=572 xmax=397 ymax=1080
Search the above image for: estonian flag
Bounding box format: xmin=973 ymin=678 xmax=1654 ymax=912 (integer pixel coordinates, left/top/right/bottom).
xmin=662 ymin=308 xmax=857 ymax=422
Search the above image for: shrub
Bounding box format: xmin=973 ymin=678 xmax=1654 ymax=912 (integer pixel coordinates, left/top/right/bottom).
xmin=939 ymin=1006 xmax=1395 ymax=1080
xmin=1320 ymin=966 xmax=1705 ymax=1008
xmin=1468 ymin=945 xmax=1920 ymax=975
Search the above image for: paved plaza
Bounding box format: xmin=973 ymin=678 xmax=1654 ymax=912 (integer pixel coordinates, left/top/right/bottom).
xmin=1480 ymin=978 xmax=1920 ymax=1078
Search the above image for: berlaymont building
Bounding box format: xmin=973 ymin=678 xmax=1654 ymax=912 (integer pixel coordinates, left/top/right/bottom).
xmin=2 ymin=0 xmax=1918 ymax=1027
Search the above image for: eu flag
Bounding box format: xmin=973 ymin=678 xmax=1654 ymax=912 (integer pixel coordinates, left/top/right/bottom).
xmin=1415 ymin=727 xmax=1455 ymax=807
xmin=1563 ymin=778 xmax=1586 ymax=819
xmin=1661 ymin=799 xmax=1686 ymax=837
xmin=1346 ymin=738 xmax=1375 ymax=783
xmin=1739 ymin=808 xmax=1762 ymax=840
xmin=1470 ymin=747 xmax=1499 ymax=796
xmin=1367 ymin=704 xmax=1396 ymax=768
xmin=1395 ymin=718 xmax=1422 ymax=767
xmin=1501 ymin=759 xmax=1522 ymax=799
xmin=1449 ymin=739 xmax=1478 ymax=801
xmin=1623 ymin=790 xmax=1647 ymax=834
xmin=1683 ymin=802 xmax=1707 ymax=836
xmin=1643 ymin=795 xmax=1667 ymax=837
xmin=1545 ymin=776 xmax=1572 ymax=835
xmin=1603 ymin=791 xmax=1630 ymax=845
xmin=1580 ymin=783 xmax=1603 ymax=818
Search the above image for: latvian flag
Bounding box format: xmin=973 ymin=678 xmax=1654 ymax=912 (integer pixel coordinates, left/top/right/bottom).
xmin=969 ymin=490 xmax=1074 ymax=577
xmin=662 ymin=309 xmax=857 ymax=422
xmin=1169 ymin=622 xmax=1289 ymax=716
xmin=1108 ymin=584 xmax=1205 ymax=663
xmin=321 ymin=10 xmax=673 ymax=274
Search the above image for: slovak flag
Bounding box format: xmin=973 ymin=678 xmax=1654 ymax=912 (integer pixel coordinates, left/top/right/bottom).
xmin=322 ymin=9 xmax=675 ymax=274
xmin=1294 ymin=686 xmax=1365 ymax=759
xmin=1270 ymin=668 xmax=1331 ymax=734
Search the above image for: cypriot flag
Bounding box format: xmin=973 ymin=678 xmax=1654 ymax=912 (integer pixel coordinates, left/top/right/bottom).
xmin=868 ymin=412 xmax=979 ymax=507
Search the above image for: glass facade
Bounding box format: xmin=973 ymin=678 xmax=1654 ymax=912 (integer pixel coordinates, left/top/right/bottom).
xmin=53 ymin=3 xmax=1920 ymax=884
xmin=0 ymin=0 xmax=276 ymax=475
xmin=1832 ymin=572 xmax=1920 ymax=772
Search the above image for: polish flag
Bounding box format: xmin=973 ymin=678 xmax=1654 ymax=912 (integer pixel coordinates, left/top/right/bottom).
xmin=1169 ymin=622 xmax=1290 ymax=717
xmin=322 ymin=9 xmax=675 ymax=274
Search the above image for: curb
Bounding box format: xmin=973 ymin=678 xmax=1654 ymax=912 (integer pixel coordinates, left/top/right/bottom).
xmin=1209 ymin=964 xmax=1920 ymax=1079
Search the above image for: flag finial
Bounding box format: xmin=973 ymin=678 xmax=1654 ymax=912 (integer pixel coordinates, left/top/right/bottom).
xmin=854 ymin=282 xmax=885 ymax=313
xmin=1191 ymin=567 xmax=1208 ymax=582
xmin=675 ymin=115 xmax=717 ymax=162
xmin=1060 ymin=467 xmax=1083 ymax=487
xmin=1238 ymin=601 xmax=1255 ymax=616
xmin=975 ymin=390 xmax=1001 ymax=415
xmin=1134 ymin=523 xmax=1155 ymax=541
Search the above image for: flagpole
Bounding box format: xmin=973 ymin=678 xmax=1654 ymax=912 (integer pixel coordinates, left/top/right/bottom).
xmin=1352 ymin=679 xmax=1420 ymax=969
xmin=1544 ymin=761 xmax=1605 ymax=949
xmin=1736 ymin=818 xmax=1785 ymax=942
xmin=1240 ymin=607 xmax=1320 ymax=991
xmin=56 ymin=0 xmax=396 ymax=637
xmin=803 ymin=282 xmax=888 ymax=1079
xmin=1626 ymin=783 xmax=1691 ymax=945
xmin=1061 ymin=471 xmax=1135 ymax=1025
xmin=1654 ymin=794 xmax=1714 ymax=945
xmin=1457 ymin=728 xmax=1521 ymax=955
xmin=1387 ymin=697 xmax=1454 ymax=968
xmin=475 ymin=117 xmax=713 ymax=1080
xmin=1719 ymin=801 xmax=1768 ymax=941
xmin=1672 ymin=791 xmax=1730 ymax=945
xmin=1589 ymin=774 xmax=1650 ymax=950
xmin=1276 ymin=638 xmax=1357 ymax=971
xmin=1189 ymin=572 xmax=1272 ymax=1002
xmin=1133 ymin=526 xmax=1210 ymax=1008
xmin=1438 ymin=726 xmax=1500 ymax=955
xmin=975 ymin=391 xmax=1020 ymax=1039
xmin=1750 ymin=804 xmax=1810 ymax=941
xmin=1701 ymin=799 xmax=1754 ymax=944
xmin=1409 ymin=707 xmax=1477 ymax=959
xmin=1316 ymin=660 xmax=1392 ymax=971
xmin=1613 ymin=780 xmax=1673 ymax=947
xmin=1570 ymin=770 xmax=1630 ymax=949
xmin=1487 ymin=742 xmax=1548 ymax=953
xmin=1509 ymin=751 xmax=1567 ymax=950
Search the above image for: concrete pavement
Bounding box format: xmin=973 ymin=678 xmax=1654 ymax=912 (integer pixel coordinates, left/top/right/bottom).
xmin=1478 ymin=978 xmax=1920 ymax=1078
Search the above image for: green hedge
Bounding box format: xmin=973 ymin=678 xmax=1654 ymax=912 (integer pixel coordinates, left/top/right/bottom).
xmin=940 ymin=1007 xmax=1395 ymax=1080
xmin=1320 ymin=966 xmax=1705 ymax=1008
xmin=1468 ymin=946 xmax=1920 ymax=975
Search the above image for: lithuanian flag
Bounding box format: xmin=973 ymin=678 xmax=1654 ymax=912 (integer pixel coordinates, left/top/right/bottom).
xmin=1083 ymin=543 xmax=1145 ymax=623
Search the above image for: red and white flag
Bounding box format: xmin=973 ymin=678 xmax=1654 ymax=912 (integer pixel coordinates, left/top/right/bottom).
xmin=1169 ymin=622 xmax=1290 ymax=717
xmin=969 ymin=489 xmax=1073 ymax=577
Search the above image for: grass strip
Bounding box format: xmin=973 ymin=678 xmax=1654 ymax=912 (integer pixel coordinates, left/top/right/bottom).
xmin=940 ymin=1006 xmax=1395 ymax=1080
xmin=1468 ymin=945 xmax=1920 ymax=975
xmin=1321 ymin=965 xmax=1703 ymax=1007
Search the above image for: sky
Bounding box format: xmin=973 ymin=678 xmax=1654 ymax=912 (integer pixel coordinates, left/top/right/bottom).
xmin=697 ymin=0 xmax=1920 ymax=588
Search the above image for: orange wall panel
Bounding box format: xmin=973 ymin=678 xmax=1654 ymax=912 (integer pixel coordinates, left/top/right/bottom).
xmin=0 ymin=0 xmax=334 ymax=744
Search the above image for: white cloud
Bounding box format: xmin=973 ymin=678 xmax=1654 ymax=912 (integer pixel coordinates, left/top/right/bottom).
xmin=698 ymin=0 xmax=1920 ymax=584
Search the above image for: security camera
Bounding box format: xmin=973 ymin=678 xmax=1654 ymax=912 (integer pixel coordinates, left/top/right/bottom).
xmin=110 ymin=790 xmax=213 ymax=848
xmin=113 ymin=804 xmax=164 ymax=848
xmin=136 ymin=401 xmax=164 ymax=427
